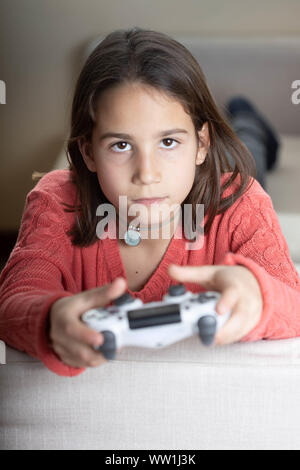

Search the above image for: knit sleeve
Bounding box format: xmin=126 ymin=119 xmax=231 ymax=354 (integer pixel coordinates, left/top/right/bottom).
xmin=221 ymin=190 xmax=300 ymax=342
xmin=0 ymin=187 xmax=85 ymax=377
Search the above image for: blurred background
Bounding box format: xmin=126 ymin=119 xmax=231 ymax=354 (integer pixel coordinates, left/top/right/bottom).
xmin=0 ymin=0 xmax=299 ymax=267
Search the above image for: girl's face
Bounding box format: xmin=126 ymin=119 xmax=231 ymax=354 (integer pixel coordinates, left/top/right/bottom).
xmin=80 ymin=82 xmax=209 ymax=229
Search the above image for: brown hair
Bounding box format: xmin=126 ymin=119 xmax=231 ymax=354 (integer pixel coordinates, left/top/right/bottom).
xmin=64 ymin=27 xmax=256 ymax=245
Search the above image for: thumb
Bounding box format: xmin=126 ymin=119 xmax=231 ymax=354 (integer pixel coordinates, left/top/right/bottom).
xmin=75 ymin=277 xmax=128 ymax=313
xmin=168 ymin=263 xmax=221 ymax=289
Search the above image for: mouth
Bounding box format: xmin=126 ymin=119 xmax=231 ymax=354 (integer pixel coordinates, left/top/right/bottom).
xmin=132 ymin=197 xmax=167 ymax=205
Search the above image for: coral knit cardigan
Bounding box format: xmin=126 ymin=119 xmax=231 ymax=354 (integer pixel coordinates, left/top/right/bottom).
xmin=0 ymin=170 xmax=300 ymax=376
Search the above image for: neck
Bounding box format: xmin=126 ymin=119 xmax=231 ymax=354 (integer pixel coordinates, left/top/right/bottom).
xmin=116 ymin=209 xmax=182 ymax=250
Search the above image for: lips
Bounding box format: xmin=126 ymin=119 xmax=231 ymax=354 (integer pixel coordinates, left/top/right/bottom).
xmin=133 ymin=197 xmax=167 ymax=205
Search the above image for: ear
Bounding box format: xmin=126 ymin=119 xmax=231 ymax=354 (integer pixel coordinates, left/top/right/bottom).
xmin=78 ymin=138 xmax=97 ymax=172
xmin=195 ymin=122 xmax=210 ymax=166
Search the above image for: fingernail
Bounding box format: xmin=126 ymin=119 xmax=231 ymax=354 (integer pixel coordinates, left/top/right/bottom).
xmin=92 ymin=336 xmax=103 ymax=349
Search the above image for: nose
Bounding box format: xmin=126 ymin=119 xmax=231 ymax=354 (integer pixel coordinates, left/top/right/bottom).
xmin=131 ymin=149 xmax=161 ymax=185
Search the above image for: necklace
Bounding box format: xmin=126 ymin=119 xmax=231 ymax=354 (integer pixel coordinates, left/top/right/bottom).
xmin=120 ymin=207 xmax=182 ymax=247
xmin=124 ymin=225 xmax=141 ymax=246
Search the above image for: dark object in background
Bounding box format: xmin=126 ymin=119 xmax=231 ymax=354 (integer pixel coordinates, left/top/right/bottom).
xmin=226 ymin=96 xmax=280 ymax=190
xmin=0 ymin=232 xmax=18 ymax=272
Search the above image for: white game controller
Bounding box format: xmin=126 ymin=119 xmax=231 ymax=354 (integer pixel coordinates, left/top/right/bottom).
xmin=81 ymin=284 xmax=231 ymax=360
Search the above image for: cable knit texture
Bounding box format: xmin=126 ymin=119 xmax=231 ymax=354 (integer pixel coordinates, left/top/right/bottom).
xmin=0 ymin=169 xmax=299 ymax=376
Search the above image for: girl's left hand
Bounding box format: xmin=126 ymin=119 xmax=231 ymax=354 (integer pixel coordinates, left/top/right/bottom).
xmin=168 ymin=264 xmax=263 ymax=345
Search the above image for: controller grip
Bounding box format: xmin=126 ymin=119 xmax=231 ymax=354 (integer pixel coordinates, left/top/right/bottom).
xmin=197 ymin=315 xmax=217 ymax=346
xmin=97 ymin=330 xmax=116 ymax=360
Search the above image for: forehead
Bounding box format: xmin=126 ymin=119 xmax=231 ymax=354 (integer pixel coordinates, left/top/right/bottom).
xmin=93 ymin=82 xmax=193 ymax=130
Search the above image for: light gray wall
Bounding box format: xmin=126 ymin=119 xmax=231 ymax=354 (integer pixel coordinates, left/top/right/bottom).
xmin=1 ymin=0 xmax=300 ymax=230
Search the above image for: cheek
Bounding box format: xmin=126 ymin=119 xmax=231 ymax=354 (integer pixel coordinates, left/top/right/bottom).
xmin=95 ymin=162 xmax=126 ymax=204
xmin=170 ymin=157 xmax=196 ymax=191
xmin=174 ymin=168 xmax=197 ymax=205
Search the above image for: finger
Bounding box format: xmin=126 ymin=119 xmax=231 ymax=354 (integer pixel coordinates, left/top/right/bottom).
xmin=215 ymin=301 xmax=253 ymax=345
xmin=215 ymin=287 xmax=239 ymax=316
xmin=77 ymin=342 xmax=107 ymax=367
xmin=168 ymin=264 xmax=221 ymax=288
xmin=54 ymin=278 xmax=127 ymax=348
xmin=73 ymin=277 xmax=128 ymax=313
xmin=64 ymin=320 xmax=105 ymax=349
xmin=59 ymin=350 xmax=106 ymax=369
xmin=55 ymin=339 xmax=107 ymax=368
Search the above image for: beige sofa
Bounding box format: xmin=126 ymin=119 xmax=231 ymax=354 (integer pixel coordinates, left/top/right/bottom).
xmin=1 ymin=335 xmax=300 ymax=450
xmin=1 ymin=37 xmax=300 ymax=450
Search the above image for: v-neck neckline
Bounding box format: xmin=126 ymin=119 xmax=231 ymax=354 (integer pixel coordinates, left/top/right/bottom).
xmin=102 ymin=220 xmax=187 ymax=300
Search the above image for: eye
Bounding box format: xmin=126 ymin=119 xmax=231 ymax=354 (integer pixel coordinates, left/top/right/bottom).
xmin=111 ymin=141 xmax=132 ymax=152
xmin=160 ymin=138 xmax=179 ymax=149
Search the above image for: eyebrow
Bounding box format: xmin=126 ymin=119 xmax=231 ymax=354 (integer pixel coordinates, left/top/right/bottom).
xmin=98 ymin=128 xmax=189 ymax=141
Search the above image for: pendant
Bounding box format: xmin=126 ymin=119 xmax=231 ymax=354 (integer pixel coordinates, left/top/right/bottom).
xmin=124 ymin=226 xmax=141 ymax=246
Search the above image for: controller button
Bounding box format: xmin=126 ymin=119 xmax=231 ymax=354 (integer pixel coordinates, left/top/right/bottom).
xmin=198 ymin=315 xmax=217 ymax=346
xmin=168 ymin=284 xmax=186 ymax=296
xmin=109 ymin=307 xmax=119 ymax=314
xmin=98 ymin=331 xmax=116 ymax=360
xmin=114 ymin=293 xmax=135 ymax=306
xmin=197 ymin=293 xmax=217 ymax=303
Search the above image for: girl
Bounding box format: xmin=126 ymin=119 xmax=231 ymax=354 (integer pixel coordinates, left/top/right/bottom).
xmin=0 ymin=27 xmax=299 ymax=377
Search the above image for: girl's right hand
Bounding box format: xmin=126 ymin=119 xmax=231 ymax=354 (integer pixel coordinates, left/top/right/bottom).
xmin=48 ymin=277 xmax=127 ymax=369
